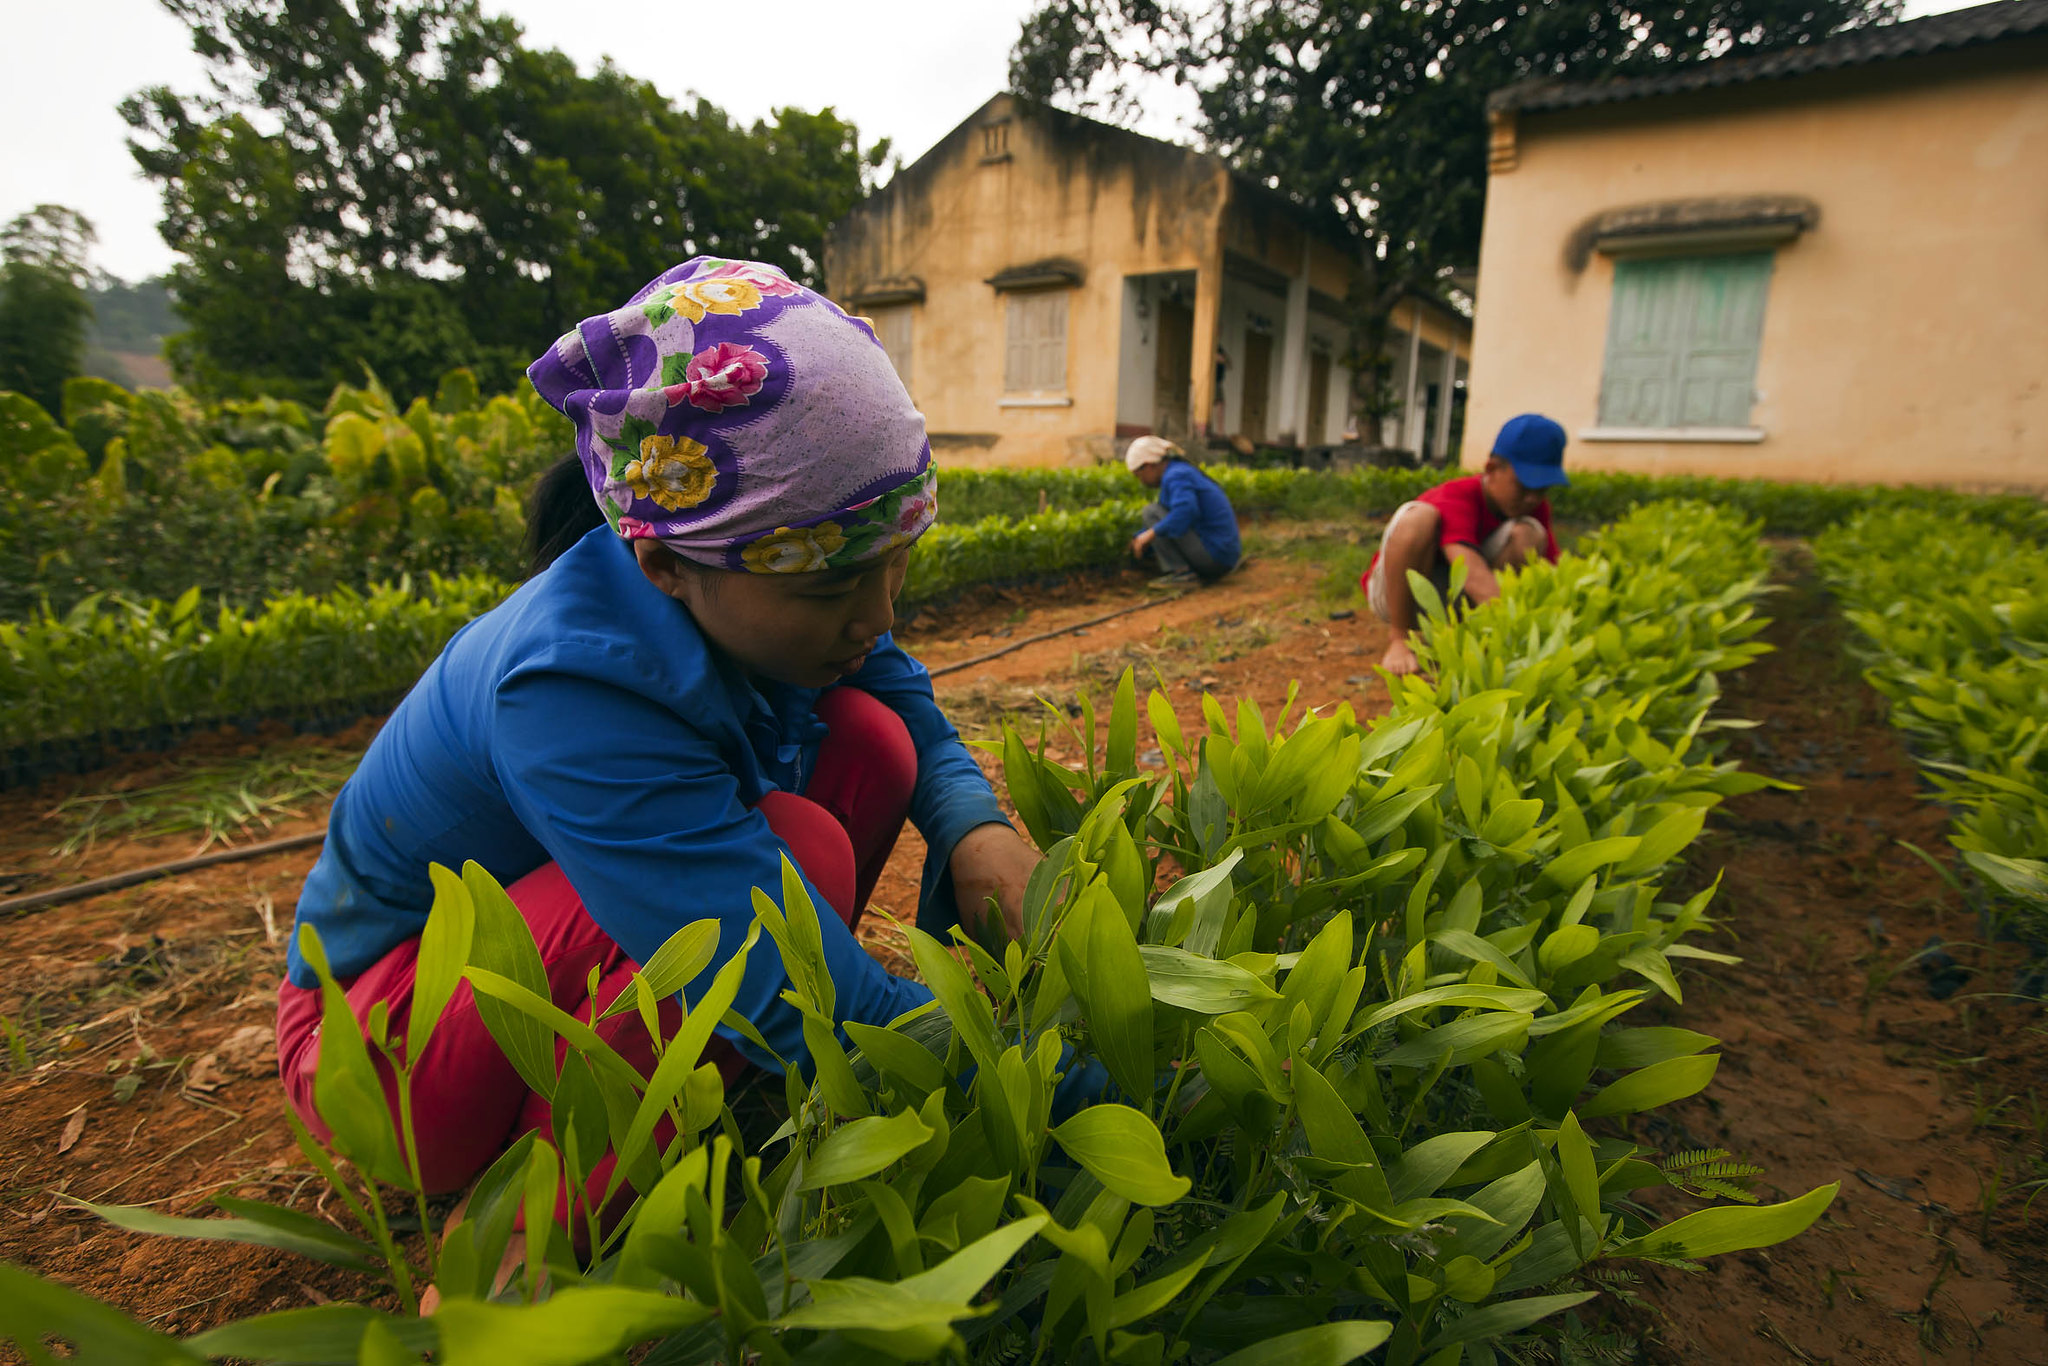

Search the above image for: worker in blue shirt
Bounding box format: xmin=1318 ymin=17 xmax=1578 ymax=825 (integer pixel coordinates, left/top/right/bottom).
xmin=274 ymin=258 xmax=1045 ymax=1200
xmin=1126 ymin=435 xmax=1242 ymax=587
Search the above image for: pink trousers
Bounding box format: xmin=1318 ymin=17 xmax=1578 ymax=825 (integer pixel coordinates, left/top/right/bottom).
xmin=274 ymin=686 xmax=916 ymax=1196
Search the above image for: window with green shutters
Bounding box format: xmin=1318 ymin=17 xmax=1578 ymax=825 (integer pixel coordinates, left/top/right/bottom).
xmin=1598 ymin=252 xmax=1774 ymax=429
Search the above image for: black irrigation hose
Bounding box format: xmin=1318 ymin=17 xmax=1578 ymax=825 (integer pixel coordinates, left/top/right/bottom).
xmin=0 ymin=592 xmax=1190 ymax=919
xmin=923 ymin=592 xmax=1183 ymax=680
xmin=0 ymin=830 xmax=329 ymax=918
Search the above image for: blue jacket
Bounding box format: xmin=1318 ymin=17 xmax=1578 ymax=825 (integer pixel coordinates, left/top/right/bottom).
xmin=1153 ymin=461 xmax=1241 ymax=566
xmin=285 ymin=526 xmax=1007 ymax=1070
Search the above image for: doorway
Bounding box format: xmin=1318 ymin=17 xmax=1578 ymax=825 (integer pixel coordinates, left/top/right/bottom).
xmin=1305 ymin=350 xmax=1331 ymax=447
xmin=1154 ymin=298 xmax=1193 ymax=440
xmin=1241 ymin=330 xmax=1273 ymax=443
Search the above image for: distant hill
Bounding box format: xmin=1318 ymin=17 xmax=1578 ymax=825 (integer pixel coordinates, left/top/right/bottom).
xmin=85 ymin=276 xmax=177 ymax=390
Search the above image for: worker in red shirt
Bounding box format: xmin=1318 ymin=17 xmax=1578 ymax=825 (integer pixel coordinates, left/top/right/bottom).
xmin=1364 ymin=414 xmax=1568 ymax=676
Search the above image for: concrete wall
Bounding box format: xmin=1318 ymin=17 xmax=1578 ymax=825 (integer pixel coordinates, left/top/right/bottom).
xmin=1466 ymin=43 xmax=2048 ymax=488
xmin=826 ymin=95 xmax=1455 ymax=466
xmin=825 ymin=95 xmax=1229 ymax=467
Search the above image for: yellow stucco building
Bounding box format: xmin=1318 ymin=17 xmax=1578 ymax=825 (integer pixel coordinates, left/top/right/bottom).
xmin=825 ymin=94 xmax=1472 ymax=468
xmin=1467 ymin=1 xmax=2048 ymax=489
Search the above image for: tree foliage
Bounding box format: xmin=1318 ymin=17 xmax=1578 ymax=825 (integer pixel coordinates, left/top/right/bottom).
xmin=0 ymin=206 xmax=99 ymax=418
xmin=124 ymin=0 xmax=885 ymax=406
xmin=1011 ymin=0 xmax=1898 ymax=427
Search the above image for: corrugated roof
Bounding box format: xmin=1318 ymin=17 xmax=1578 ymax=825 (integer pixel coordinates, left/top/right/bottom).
xmin=1489 ymin=0 xmax=2048 ymax=115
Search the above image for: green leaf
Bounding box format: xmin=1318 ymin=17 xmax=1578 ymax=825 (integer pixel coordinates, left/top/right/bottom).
xmin=1620 ymin=1183 xmax=1840 ymax=1260
xmin=356 ymin=1318 xmax=420 ymax=1366
xmin=897 ymin=1214 xmax=1049 ymax=1305
xmin=1540 ymin=836 xmax=1642 ymax=891
xmin=1581 ymin=1054 xmax=1720 ymax=1118
xmin=461 ymin=861 xmax=558 ymax=1101
xmin=1106 ymin=1250 xmax=1211 ymax=1331
xmin=1536 ymin=923 xmax=1599 ymax=977
xmin=1480 ymin=798 xmax=1545 ymax=848
xmin=1429 ymin=929 xmax=1534 ymax=990
xmin=1004 ymin=724 xmax=1055 ymax=849
xmin=596 ymin=918 xmax=719 ymax=1021
xmin=1596 ymin=1027 xmax=1718 ymax=1071
xmin=609 ymin=927 xmax=758 ymax=1193
xmin=1290 ymin=1058 xmax=1394 ymax=1212
xmin=845 ymin=1019 xmax=948 ymax=1095
xmin=1380 ymin=1012 xmax=1531 ymax=1069
xmin=801 ymin=1014 xmax=871 ymax=1121
xmin=1051 ymin=1105 xmax=1190 ymax=1206
xmin=1108 ymin=667 xmax=1139 ymax=776
xmin=295 ymin=924 xmax=406 ymax=1184
xmin=1155 ymin=848 xmax=1244 ymax=958
xmin=1086 ymin=878 xmax=1156 ymax=1102
xmin=1147 ymin=687 xmax=1184 ymax=756
xmin=1210 ymin=1320 xmax=1393 ymax=1366
xmin=0 ymin=1260 xmax=208 ymax=1363
xmin=66 ymin=1196 xmax=378 ymax=1272
xmin=1438 ymin=1161 xmax=1547 ymax=1264
xmin=407 ymin=863 xmax=474 ymax=1053
xmin=1137 ymin=945 xmax=1278 ymax=1014
xmin=1554 ymin=1112 xmax=1603 ymax=1258
xmin=1615 ymin=806 xmax=1707 ymax=876
xmin=1421 ymin=1291 xmax=1596 ymax=1350
xmin=1441 ymin=1254 xmax=1496 ymax=1303
xmin=429 ymin=1286 xmax=715 ymax=1365
xmin=908 ymin=926 xmax=1004 ymax=1073
xmin=800 ymin=1110 xmax=935 ymax=1190
xmin=1385 ymin=1132 xmax=1498 ymax=1203
xmin=1352 ymin=984 xmax=1550 ymax=1033
xmin=784 ymin=1217 xmax=1048 ymax=1358
xmin=187 ymin=1305 xmax=438 ymax=1365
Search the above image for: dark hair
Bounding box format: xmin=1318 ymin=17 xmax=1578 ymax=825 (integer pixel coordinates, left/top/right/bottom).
xmin=525 ymin=453 xmax=606 ymax=576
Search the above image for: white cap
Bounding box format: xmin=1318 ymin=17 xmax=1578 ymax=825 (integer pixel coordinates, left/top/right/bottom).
xmin=1124 ymin=435 xmax=1179 ymax=472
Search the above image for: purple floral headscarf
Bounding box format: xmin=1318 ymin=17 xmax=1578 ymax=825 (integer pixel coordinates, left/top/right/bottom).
xmin=527 ymin=257 xmax=936 ymax=574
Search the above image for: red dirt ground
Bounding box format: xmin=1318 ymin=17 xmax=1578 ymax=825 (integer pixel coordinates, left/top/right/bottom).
xmin=1 ymin=541 xmax=2042 ymax=1361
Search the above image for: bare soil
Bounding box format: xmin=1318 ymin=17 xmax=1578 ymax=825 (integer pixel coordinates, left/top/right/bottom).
xmin=1 ymin=538 xmax=2042 ymax=1362
xmin=1618 ymin=556 xmax=2047 ymax=1363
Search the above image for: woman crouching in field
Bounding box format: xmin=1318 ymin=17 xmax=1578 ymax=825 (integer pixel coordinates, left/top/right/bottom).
xmin=273 ymin=257 xmax=1041 ymax=1218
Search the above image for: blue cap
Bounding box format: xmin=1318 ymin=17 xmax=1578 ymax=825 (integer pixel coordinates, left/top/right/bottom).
xmin=1492 ymin=413 xmax=1568 ymax=489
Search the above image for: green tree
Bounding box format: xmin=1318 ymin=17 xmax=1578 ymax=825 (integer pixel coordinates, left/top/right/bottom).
xmin=125 ymin=0 xmax=883 ymax=406
xmin=0 ymin=205 xmax=99 ymax=417
xmin=1012 ymin=0 xmax=1898 ymax=437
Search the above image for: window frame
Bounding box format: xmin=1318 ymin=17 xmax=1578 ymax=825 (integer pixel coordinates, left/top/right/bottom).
xmin=1585 ymin=249 xmax=1774 ymax=442
xmin=1000 ymin=288 xmax=1072 ymax=405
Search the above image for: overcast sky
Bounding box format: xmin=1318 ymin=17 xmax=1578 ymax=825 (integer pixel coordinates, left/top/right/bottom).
xmin=0 ymin=0 xmax=1977 ymax=282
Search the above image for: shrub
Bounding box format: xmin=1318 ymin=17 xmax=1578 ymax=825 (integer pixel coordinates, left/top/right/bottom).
xmin=1814 ymin=508 xmax=2048 ymax=947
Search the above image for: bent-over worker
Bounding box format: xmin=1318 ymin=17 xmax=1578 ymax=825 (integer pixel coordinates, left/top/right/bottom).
xmin=275 ymin=257 xmax=1043 ymax=1206
xmin=1126 ymin=435 xmax=1242 ymax=588
xmin=1366 ymin=413 xmax=1568 ymax=676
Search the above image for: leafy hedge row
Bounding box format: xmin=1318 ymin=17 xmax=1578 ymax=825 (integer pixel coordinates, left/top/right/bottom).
xmin=1 ymin=500 xmax=1838 ymax=1364
xmin=1814 ymin=509 xmax=2048 ymax=945
xmin=0 ymin=501 xmax=1163 ymax=768
xmin=12 ymin=365 xmax=2043 ymax=627
xmin=1 ymin=373 xmax=561 ymax=620
xmin=0 ymin=576 xmax=510 ymax=765
xmin=940 ymin=462 xmax=2048 ymax=540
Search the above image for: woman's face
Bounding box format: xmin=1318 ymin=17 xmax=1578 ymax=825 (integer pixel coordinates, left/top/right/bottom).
xmin=635 ymin=540 xmax=911 ymax=688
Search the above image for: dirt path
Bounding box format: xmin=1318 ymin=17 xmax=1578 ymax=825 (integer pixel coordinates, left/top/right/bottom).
xmin=1625 ymin=559 xmax=2047 ymax=1363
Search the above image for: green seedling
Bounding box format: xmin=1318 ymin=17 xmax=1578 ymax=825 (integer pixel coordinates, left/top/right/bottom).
xmin=5 ymin=501 xmax=1847 ymax=1365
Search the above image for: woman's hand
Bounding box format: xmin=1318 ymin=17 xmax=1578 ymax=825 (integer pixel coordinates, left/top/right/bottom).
xmin=950 ymin=822 xmax=1040 ymax=941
